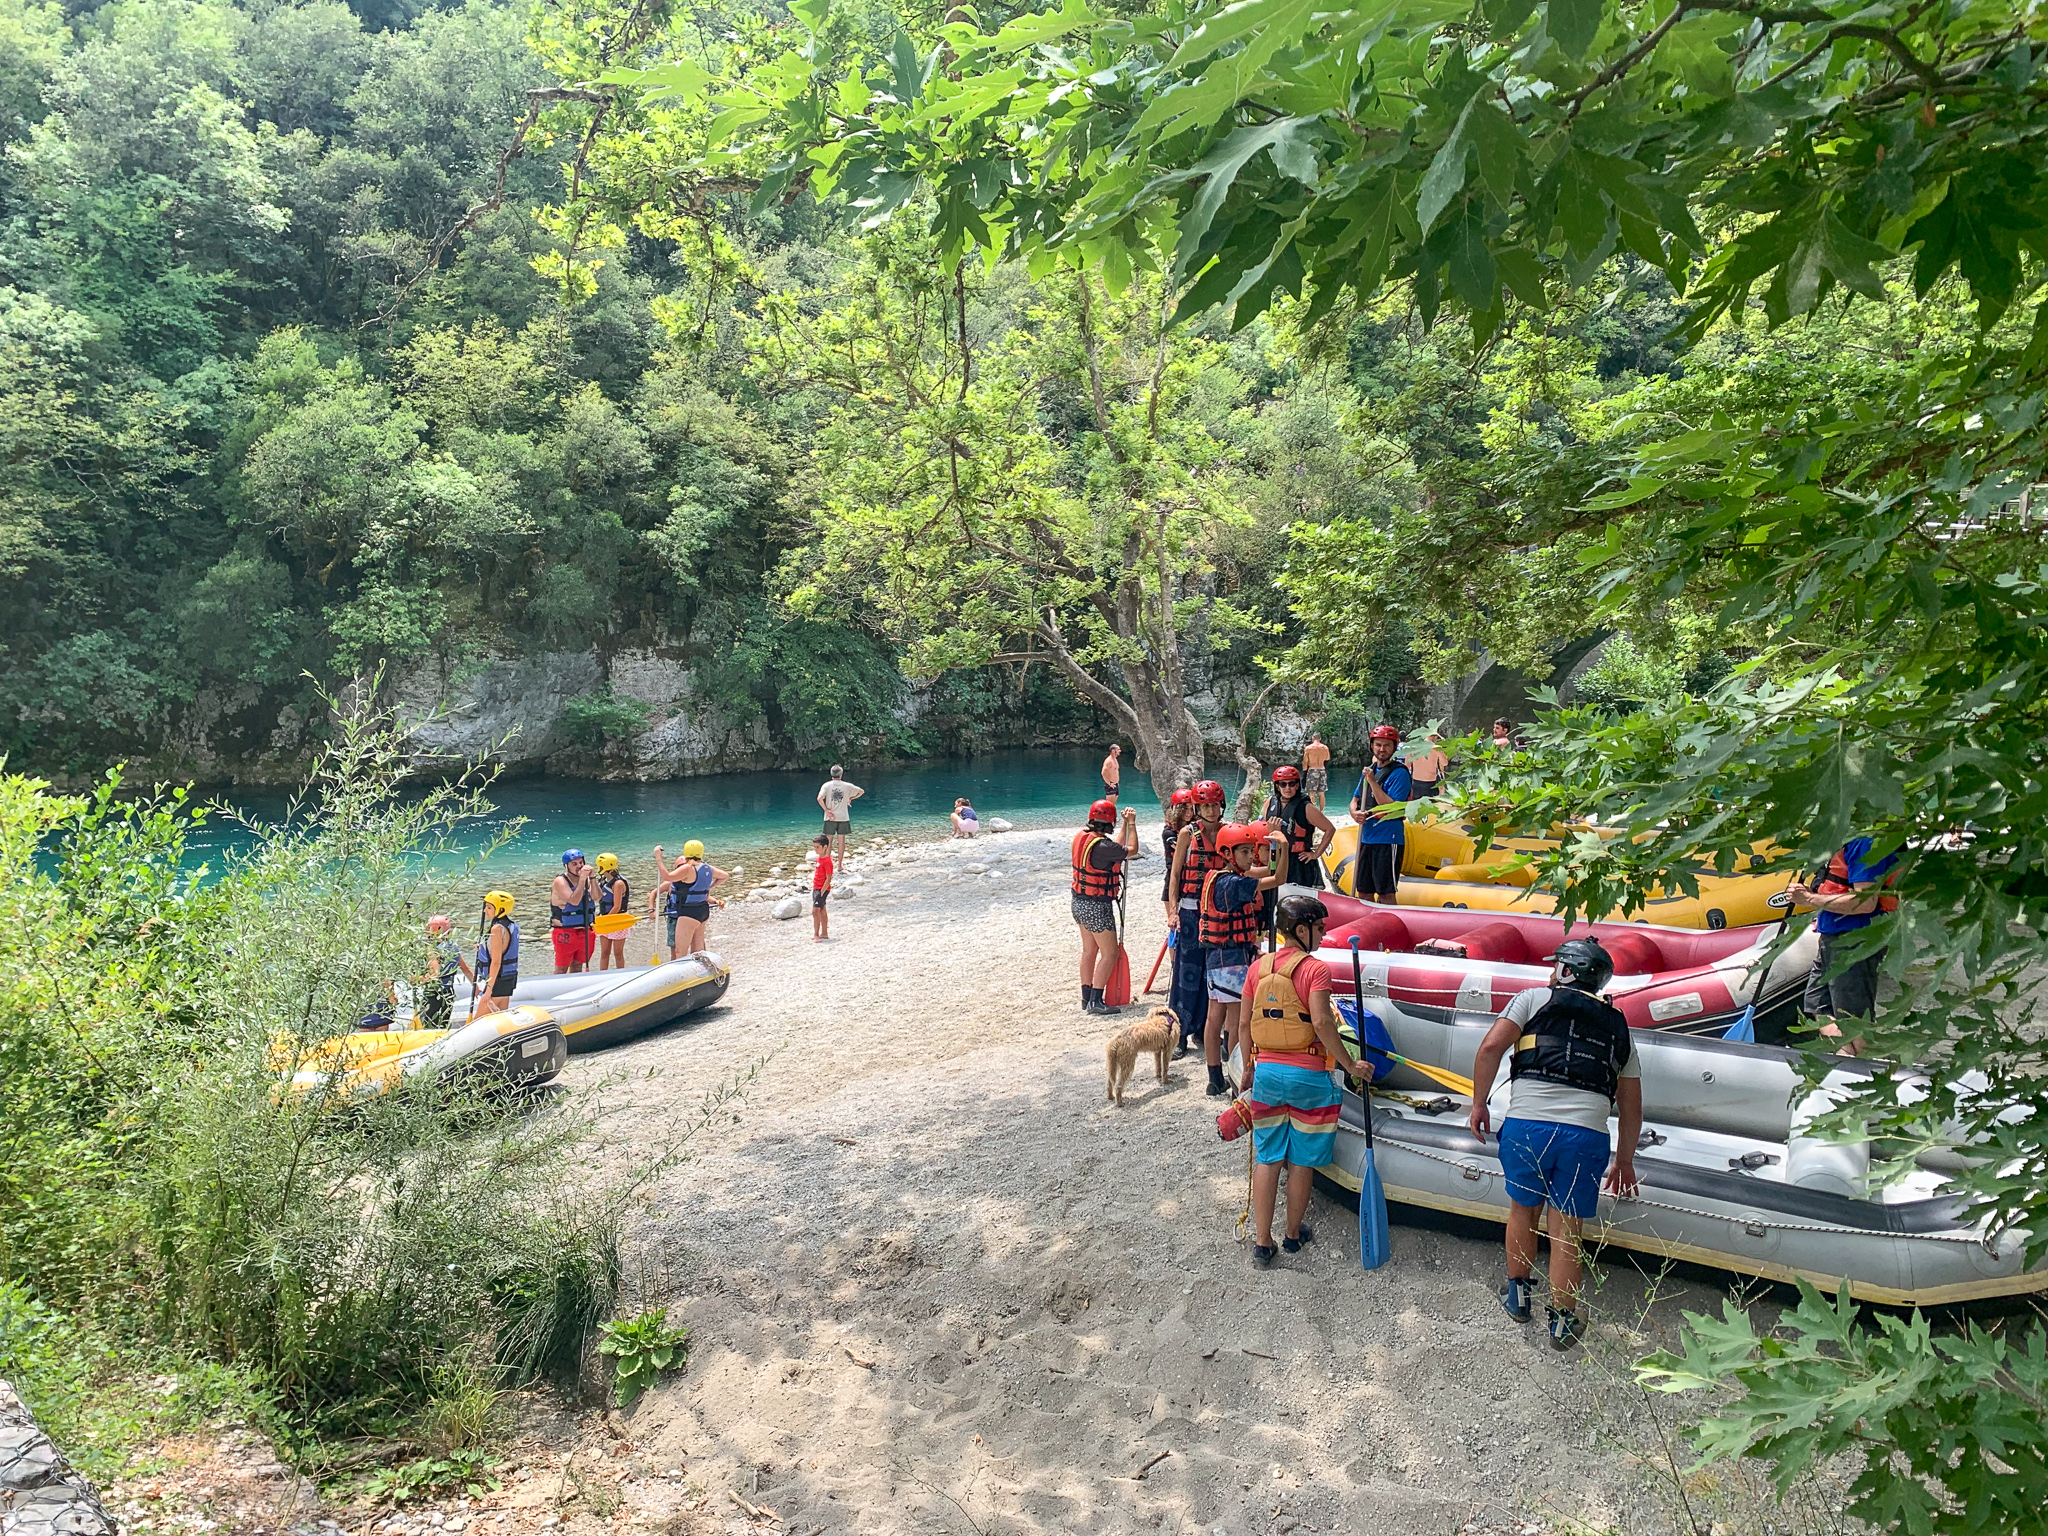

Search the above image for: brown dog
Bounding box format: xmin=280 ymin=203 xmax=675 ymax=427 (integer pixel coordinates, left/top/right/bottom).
xmin=1106 ymin=1006 xmax=1176 ymax=1105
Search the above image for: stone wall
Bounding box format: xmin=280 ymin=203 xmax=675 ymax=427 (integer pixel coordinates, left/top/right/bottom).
xmin=0 ymin=1380 xmax=115 ymax=1536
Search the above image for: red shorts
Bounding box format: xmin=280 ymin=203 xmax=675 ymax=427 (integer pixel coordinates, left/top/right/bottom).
xmin=551 ymin=926 xmax=595 ymax=967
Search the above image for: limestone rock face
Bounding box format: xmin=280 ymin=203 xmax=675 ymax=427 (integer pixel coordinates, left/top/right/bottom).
xmin=394 ymin=650 xmax=603 ymax=768
xmin=0 ymin=1379 xmax=115 ymax=1536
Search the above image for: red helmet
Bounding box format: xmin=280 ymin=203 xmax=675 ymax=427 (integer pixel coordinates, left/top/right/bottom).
xmin=1216 ymin=822 xmax=1259 ymax=851
xmin=1088 ymin=797 xmax=1118 ymax=823
xmin=1191 ymin=779 xmax=1226 ymax=805
xmin=1272 ymin=765 xmax=1301 ymax=785
xmin=1369 ymin=724 xmax=1402 ymax=745
xmin=1169 ymin=787 xmax=1194 ymax=807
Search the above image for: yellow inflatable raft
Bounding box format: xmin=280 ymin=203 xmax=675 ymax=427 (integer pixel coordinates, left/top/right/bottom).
xmin=280 ymin=1008 xmax=567 ymax=1100
xmin=1320 ymin=820 xmax=1785 ymax=930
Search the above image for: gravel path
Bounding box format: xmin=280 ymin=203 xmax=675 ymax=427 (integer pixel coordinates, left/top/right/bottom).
xmin=564 ymin=828 xmax=1735 ymax=1536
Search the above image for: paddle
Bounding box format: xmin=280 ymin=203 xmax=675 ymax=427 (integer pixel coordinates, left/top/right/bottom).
xmin=593 ymin=912 xmax=639 ymax=935
xmin=1350 ymin=937 xmax=1391 ymax=1271
xmin=1341 ymin=995 xmax=1477 ymax=1096
xmin=1104 ymin=883 xmax=1131 ymax=1007
xmin=1143 ymin=934 xmax=1171 ymax=995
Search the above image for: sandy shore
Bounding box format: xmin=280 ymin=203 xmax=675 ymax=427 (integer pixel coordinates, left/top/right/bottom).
xmin=499 ymin=825 xmax=1748 ymax=1536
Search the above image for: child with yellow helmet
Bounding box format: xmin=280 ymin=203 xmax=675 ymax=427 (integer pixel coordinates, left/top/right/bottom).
xmin=592 ymin=853 xmax=633 ymax=971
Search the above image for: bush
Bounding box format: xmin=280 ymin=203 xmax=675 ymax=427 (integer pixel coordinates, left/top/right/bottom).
xmin=559 ymin=687 xmax=653 ymax=744
xmin=0 ymin=695 xmax=633 ymax=1463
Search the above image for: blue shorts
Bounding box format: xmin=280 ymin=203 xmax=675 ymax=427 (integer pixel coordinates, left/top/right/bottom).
xmin=1498 ymin=1118 xmax=1611 ymax=1219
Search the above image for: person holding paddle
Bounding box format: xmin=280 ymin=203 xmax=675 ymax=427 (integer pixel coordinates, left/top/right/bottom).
xmin=1169 ymin=780 xmax=1230 ymax=1057
xmin=473 ymin=891 xmax=520 ymax=1016
xmin=1238 ymin=894 xmax=1374 ymax=1268
xmin=420 ymin=914 xmax=474 ymax=1028
xmin=593 ymin=853 xmax=633 ymax=970
xmin=549 ymin=849 xmax=597 ymax=974
xmin=1071 ymin=798 xmax=1138 ymax=1015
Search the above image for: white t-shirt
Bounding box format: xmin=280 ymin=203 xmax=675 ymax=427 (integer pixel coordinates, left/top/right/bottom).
xmin=819 ymin=780 xmax=861 ymax=820
xmin=1499 ymin=986 xmax=1640 ymax=1135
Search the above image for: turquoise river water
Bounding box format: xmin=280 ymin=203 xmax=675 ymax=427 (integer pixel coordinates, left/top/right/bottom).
xmin=180 ymin=747 xmax=1200 ymax=891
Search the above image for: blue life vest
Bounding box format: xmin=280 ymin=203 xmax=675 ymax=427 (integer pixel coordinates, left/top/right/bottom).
xmin=598 ymin=875 xmax=630 ymax=916
xmin=551 ymin=875 xmax=595 ymax=929
xmin=666 ymin=862 xmax=714 ymax=914
xmin=477 ymin=917 xmax=520 ymax=983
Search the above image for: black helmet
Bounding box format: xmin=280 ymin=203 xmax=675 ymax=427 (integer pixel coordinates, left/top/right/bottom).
xmin=1277 ymin=893 xmax=1330 ymax=945
xmin=1552 ymin=937 xmax=1614 ymax=992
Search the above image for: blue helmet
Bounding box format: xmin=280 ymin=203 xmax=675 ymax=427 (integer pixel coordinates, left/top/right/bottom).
xmin=563 ymin=848 xmax=586 ymax=865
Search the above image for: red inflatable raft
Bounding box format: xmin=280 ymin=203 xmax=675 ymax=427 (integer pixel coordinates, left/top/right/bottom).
xmin=1309 ymin=891 xmax=1817 ymax=1036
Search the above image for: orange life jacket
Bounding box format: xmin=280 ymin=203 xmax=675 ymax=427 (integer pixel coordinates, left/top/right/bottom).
xmin=1816 ymin=847 xmax=1900 ymax=912
xmin=1199 ymin=867 xmax=1263 ymax=950
xmin=1245 ymin=948 xmax=1323 ymax=1058
xmin=1070 ymin=831 xmax=1123 ymax=900
xmin=1178 ymin=822 xmax=1228 ymax=900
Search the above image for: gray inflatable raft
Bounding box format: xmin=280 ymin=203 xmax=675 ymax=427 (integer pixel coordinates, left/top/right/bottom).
xmin=1304 ymin=997 xmax=2040 ymax=1307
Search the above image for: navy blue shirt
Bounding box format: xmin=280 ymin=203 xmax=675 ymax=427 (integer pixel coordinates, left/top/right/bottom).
xmin=1816 ymin=837 xmax=1898 ymax=935
xmin=1210 ymin=871 xmax=1264 ymax=912
xmin=1352 ymin=762 xmax=1412 ymax=845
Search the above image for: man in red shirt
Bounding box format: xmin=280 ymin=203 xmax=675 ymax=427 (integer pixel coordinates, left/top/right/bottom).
xmin=1237 ymin=894 xmax=1373 ymax=1267
xmin=810 ymin=834 xmax=834 ymax=943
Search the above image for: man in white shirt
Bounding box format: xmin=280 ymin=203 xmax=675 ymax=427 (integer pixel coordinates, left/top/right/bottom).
xmin=817 ymin=765 xmax=864 ymax=863
xmin=1468 ymin=937 xmax=1642 ymax=1351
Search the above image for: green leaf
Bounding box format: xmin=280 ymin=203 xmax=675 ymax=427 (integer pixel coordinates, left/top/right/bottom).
xmin=1465 ymin=100 xmax=1522 ymax=209
xmin=1172 ymin=119 xmax=1319 ymax=278
xmin=1416 ymin=96 xmax=1477 ymax=235
xmin=1495 ymin=245 xmax=1547 ymax=308
xmin=1547 ymin=0 xmax=1602 ymax=57
xmin=1445 ymin=211 xmax=1496 ymax=309
xmin=986 ymin=0 xmax=1097 ymax=53
xmin=603 ymin=59 xmax=713 ymax=102
xmin=1170 ymin=0 xmax=1319 ymax=69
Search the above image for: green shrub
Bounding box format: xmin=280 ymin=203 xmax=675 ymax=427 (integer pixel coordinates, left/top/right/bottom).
xmin=595 ymin=1309 xmax=688 ymax=1408
xmin=559 ymin=688 xmax=652 ymax=743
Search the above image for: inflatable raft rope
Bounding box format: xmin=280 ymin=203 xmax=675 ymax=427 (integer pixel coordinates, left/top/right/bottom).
xmin=1301 ymin=998 xmax=2042 ymax=1307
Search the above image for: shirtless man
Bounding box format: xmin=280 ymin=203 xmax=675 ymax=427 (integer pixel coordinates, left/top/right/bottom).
xmin=1301 ymin=732 xmax=1332 ymax=811
xmin=1101 ymin=743 xmax=1122 ymax=802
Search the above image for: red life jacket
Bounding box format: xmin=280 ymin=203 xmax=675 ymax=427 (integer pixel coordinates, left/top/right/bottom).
xmin=1071 ymin=831 xmax=1123 ymax=900
xmin=1816 ymin=847 xmax=1900 ymax=912
xmin=1178 ymin=822 xmax=1228 ymax=900
xmin=1199 ymin=868 xmax=1263 ymax=949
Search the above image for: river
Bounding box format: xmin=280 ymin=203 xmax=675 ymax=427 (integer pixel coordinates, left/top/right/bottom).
xmin=180 ymin=746 xmax=1191 ymax=891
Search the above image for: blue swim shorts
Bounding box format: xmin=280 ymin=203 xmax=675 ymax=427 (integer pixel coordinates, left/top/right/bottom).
xmin=1498 ymin=1118 xmax=1611 ymax=1219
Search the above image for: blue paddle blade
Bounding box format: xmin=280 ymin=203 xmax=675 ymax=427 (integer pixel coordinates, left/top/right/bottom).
xmin=1723 ymin=1004 xmax=1756 ymax=1043
xmin=1359 ymin=1148 xmax=1391 ymax=1270
xmin=1334 ymin=996 xmax=1398 ymax=1060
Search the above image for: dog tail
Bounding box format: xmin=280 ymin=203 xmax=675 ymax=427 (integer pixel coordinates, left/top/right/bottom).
xmin=1106 ymin=1040 xmax=1116 ymax=1102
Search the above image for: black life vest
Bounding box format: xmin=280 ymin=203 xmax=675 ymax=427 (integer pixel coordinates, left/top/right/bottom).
xmin=1071 ymin=831 xmax=1123 ymax=900
xmin=598 ymin=874 xmax=631 ymax=916
xmin=1509 ymin=987 xmax=1632 ymax=1100
xmin=1264 ymin=792 xmax=1323 ymax=886
xmin=1178 ymin=823 xmax=1228 ymax=900
xmin=1199 ymin=868 xmax=1263 ymax=950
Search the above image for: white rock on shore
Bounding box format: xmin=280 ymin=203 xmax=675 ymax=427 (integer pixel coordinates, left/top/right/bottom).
xmin=770 ymin=895 xmax=804 ymax=920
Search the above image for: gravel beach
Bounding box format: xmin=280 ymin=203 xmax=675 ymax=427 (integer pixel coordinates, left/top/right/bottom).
xmin=540 ymin=824 xmax=1749 ymax=1536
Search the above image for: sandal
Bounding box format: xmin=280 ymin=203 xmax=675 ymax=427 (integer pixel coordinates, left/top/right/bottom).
xmin=1282 ymin=1225 xmax=1315 ymax=1254
xmin=1251 ymin=1244 xmax=1276 ymax=1270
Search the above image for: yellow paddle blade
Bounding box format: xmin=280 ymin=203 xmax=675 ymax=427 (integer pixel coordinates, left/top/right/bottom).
xmin=1385 ymin=1052 xmax=1475 ymax=1097
xmin=594 ymin=913 xmax=639 ymax=935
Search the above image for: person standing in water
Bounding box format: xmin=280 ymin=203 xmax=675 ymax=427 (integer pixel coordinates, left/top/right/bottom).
xmin=593 ymin=853 xmax=632 ymax=970
xmin=474 ymin=891 xmax=520 ymax=1016
xmin=653 ymin=841 xmax=726 ymax=958
xmin=817 ymin=766 xmax=863 ymax=864
xmin=1301 ymin=732 xmax=1332 ymax=812
xmin=550 ymin=849 xmax=597 ymax=974
xmin=1101 ymin=743 xmax=1122 ymax=802
xmin=420 ymin=914 xmax=473 ymax=1028
xmin=1265 ymin=765 xmax=1334 ymax=890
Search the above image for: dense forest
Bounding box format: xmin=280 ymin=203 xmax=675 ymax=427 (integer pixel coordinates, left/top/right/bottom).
xmin=0 ymin=0 xmax=1713 ymax=784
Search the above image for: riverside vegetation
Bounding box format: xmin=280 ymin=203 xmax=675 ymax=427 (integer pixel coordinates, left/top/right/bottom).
xmin=0 ymin=700 xmax=716 ymax=1488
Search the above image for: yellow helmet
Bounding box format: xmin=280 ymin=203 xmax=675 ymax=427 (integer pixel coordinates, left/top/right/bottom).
xmin=483 ymin=890 xmax=516 ymax=917
xmin=682 ymin=839 xmax=705 ymax=859
xmin=595 ymin=852 xmax=619 ymax=874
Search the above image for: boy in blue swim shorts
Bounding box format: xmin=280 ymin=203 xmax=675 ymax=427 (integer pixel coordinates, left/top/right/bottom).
xmin=1468 ymin=937 xmax=1643 ymax=1351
